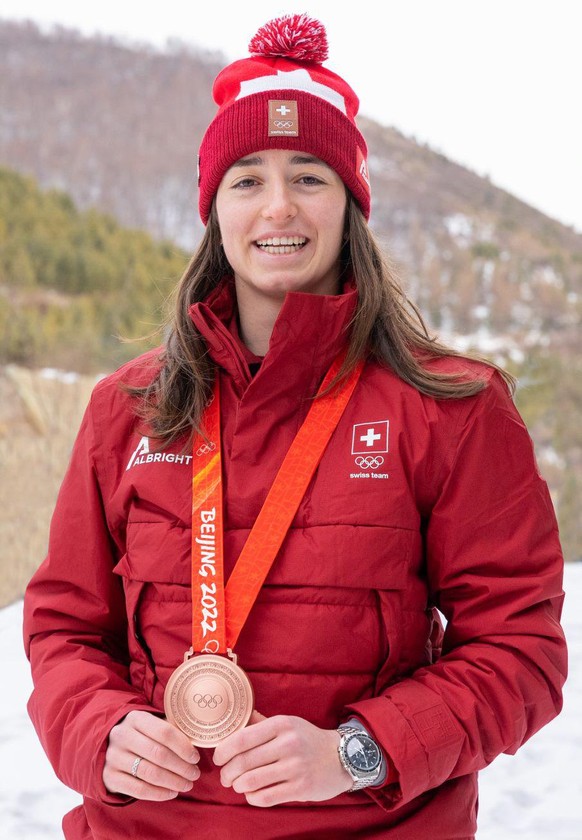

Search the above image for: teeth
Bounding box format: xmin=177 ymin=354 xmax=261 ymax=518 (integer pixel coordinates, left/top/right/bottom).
xmin=256 ymin=236 xmax=306 ymax=247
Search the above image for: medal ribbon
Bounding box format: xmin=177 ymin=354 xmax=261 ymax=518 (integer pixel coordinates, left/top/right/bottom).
xmin=191 ymin=350 xmax=364 ymax=655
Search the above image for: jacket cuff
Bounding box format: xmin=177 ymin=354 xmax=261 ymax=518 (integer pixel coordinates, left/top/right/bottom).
xmin=344 ymin=688 xmax=466 ymax=811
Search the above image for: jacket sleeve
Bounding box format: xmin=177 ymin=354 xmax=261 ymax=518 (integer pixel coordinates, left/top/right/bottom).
xmin=23 ymin=393 xmax=158 ymax=802
xmin=345 ymin=372 xmax=567 ymax=810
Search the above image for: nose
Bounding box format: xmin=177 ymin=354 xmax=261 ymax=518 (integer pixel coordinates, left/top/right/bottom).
xmin=261 ymin=179 xmax=297 ymax=222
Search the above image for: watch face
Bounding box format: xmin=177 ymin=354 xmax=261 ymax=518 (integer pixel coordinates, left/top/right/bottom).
xmin=345 ymin=734 xmax=381 ymax=772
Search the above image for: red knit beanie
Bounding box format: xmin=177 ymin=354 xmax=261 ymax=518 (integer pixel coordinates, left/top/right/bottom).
xmin=197 ymin=14 xmax=371 ymax=223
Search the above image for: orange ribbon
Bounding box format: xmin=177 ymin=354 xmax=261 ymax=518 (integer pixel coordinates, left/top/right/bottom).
xmin=191 ymin=350 xmax=364 ymax=655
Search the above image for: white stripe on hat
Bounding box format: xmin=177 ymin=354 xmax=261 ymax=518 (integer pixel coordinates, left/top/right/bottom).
xmin=236 ymin=68 xmax=347 ymax=115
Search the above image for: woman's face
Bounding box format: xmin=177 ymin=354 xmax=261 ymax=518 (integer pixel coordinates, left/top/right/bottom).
xmin=215 ymin=149 xmax=347 ymax=306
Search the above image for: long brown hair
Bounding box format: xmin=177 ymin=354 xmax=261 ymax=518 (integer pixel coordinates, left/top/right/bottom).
xmin=130 ymin=195 xmax=514 ymax=445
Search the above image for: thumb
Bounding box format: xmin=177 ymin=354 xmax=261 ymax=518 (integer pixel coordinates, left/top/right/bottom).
xmin=249 ymin=710 xmax=267 ymax=725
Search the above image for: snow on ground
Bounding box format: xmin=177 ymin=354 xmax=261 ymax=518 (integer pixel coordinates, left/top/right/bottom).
xmin=2 ymin=566 xmax=581 ymax=839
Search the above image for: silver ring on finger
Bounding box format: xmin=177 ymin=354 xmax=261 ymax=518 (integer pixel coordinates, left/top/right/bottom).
xmin=131 ymin=756 xmax=142 ymax=777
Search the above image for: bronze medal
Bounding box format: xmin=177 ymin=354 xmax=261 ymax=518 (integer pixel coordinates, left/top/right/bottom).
xmin=164 ymin=652 xmax=254 ymax=746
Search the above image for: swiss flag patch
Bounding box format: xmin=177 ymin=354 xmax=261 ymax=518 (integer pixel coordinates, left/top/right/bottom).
xmin=351 ymin=421 xmax=389 ymax=455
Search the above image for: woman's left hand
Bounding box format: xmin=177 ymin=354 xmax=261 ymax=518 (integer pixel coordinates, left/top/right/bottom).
xmin=213 ymin=711 xmax=352 ymax=806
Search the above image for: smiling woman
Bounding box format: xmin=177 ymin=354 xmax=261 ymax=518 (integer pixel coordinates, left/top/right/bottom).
xmin=23 ymin=12 xmax=566 ymax=840
xmin=216 ymin=150 xmax=347 ymax=350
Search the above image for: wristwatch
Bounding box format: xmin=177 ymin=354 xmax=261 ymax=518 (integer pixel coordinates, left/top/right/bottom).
xmin=336 ymin=724 xmax=383 ymax=791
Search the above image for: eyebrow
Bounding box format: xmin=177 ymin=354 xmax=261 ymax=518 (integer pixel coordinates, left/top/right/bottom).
xmin=231 ymin=154 xmax=328 ymax=168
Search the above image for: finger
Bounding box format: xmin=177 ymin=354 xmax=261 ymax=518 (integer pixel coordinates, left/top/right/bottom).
xmin=128 ymin=711 xmax=200 ymax=764
xmin=214 ymin=715 xmax=281 ymax=767
xmin=105 ymin=740 xmax=197 ymax=793
xmin=104 ymin=711 xmax=201 ymax=800
xmin=124 ymin=752 xmax=196 ymax=794
xmin=104 ymin=764 xmax=184 ymax=801
xmin=220 ymin=738 xmax=282 ymax=788
xmin=125 ymin=730 xmax=200 ymax=783
xmin=103 ymin=746 xmax=189 ymax=800
xmin=230 ymin=758 xmax=289 ymax=796
xmin=245 ymin=781 xmax=297 ymax=808
xmin=110 ymin=714 xmax=200 ymax=773
xmin=248 ymin=710 xmax=267 ymax=725
xmin=126 ymin=778 xmax=182 ymax=801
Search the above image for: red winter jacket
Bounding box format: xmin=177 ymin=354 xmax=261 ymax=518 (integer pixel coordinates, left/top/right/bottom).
xmin=24 ymin=280 xmax=567 ymax=839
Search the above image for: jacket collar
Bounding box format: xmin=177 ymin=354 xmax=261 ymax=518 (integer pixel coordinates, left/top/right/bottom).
xmin=188 ymin=276 xmax=358 ymax=399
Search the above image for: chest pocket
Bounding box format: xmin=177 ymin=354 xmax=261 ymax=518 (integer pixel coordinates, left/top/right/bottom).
xmin=113 ymin=518 xmax=191 ymax=701
xmin=226 ymin=522 xmax=422 ymax=688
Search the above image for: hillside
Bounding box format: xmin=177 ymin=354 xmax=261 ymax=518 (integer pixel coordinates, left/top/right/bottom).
xmin=0 ymin=19 xmax=580 ymax=570
xmin=0 ymin=167 xmax=188 ymax=370
xmin=0 ymin=19 xmax=221 ymax=248
xmin=1 ymin=19 xmax=580 ymax=341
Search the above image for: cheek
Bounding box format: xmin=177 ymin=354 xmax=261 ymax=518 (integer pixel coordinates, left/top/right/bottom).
xmin=215 ymin=193 xmax=240 ymax=234
xmin=321 ymin=211 xmax=347 ymax=255
xmin=317 ymin=196 xmax=346 ymax=241
xmin=216 ymin=208 xmax=245 ymax=259
xmin=220 ymin=236 xmax=245 ymax=273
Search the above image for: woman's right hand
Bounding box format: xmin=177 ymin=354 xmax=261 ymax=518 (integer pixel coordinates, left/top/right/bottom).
xmin=103 ymin=710 xmax=201 ymax=800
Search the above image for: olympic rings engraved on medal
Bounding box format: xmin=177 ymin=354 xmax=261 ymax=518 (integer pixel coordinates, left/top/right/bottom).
xmin=192 ymin=693 xmax=224 ymax=709
xmin=164 ymin=654 xmax=254 ymax=745
xmin=274 ymin=120 xmax=293 ymax=128
xmin=355 ymin=455 xmax=385 ymax=469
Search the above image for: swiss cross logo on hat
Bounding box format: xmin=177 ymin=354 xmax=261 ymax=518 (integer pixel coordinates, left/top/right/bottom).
xmin=269 ymin=100 xmax=299 ymax=136
xmin=351 ymin=420 xmax=389 ymax=455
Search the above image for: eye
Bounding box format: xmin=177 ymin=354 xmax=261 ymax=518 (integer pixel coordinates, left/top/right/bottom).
xmin=232 ymin=176 xmax=260 ymax=189
xmin=297 ymin=174 xmax=325 ymax=186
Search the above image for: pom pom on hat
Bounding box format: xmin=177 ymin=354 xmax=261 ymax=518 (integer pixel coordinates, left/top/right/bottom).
xmin=249 ymin=14 xmax=329 ymax=63
xmin=197 ymin=15 xmax=371 ymax=223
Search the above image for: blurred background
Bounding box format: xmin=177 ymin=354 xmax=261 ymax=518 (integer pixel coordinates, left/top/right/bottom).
xmin=0 ymin=2 xmax=580 ymax=837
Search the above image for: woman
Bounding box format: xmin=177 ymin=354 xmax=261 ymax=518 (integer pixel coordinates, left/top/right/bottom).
xmin=24 ymin=15 xmax=567 ymax=839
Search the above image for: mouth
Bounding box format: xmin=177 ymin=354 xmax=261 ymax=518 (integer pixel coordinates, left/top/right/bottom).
xmin=255 ymin=236 xmax=307 ymax=254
